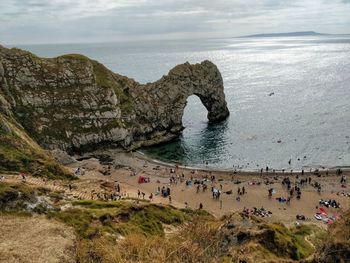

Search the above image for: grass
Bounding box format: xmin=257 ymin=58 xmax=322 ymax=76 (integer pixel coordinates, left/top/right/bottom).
xmin=46 ymin=199 xmax=325 ymax=262
xmin=0 ymin=182 xmax=332 ymax=263
xmin=92 ymin=60 xmax=135 ymax=117
xmin=50 ymin=200 xmax=191 ymax=238
xmin=0 ymin=180 xmax=332 ymax=262
xmin=0 ymin=182 xmax=37 ymax=213
xmin=0 ymin=214 xmax=76 ymax=263
xmin=0 ymin=114 xmax=74 ymax=180
xmin=56 ymin=53 xmax=90 ymax=61
xmin=48 ymin=208 xmax=97 ymax=238
xmin=259 ymin=222 xmax=324 ymax=260
xmin=0 ymin=182 xmax=35 ymax=201
xmin=313 ymin=210 xmax=350 ymax=262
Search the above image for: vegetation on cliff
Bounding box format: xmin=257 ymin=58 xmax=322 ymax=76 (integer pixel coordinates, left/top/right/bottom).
xmin=0 ymin=45 xmax=229 ymax=153
xmin=0 ymin=114 xmax=73 ymax=180
xmin=0 ymin=181 xmax=330 ymax=263
xmin=312 ymin=209 xmax=350 ymax=262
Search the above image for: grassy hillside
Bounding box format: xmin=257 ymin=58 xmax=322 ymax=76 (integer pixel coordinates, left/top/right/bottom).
xmin=312 ymin=210 xmax=350 ymax=263
xmin=0 ymin=181 xmax=328 ymax=263
xmin=0 ymin=113 xmax=73 ymax=180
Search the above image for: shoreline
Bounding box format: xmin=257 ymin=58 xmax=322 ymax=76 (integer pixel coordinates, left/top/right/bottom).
xmin=135 ymin=150 xmax=350 ymax=174
xmin=67 ymin=148 xmax=350 ymax=225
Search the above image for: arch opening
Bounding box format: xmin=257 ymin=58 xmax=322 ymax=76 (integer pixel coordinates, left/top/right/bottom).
xmin=182 ymin=95 xmax=208 ymax=130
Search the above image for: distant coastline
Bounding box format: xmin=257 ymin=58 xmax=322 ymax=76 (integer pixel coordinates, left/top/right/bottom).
xmin=238 ymin=31 xmax=327 ymax=38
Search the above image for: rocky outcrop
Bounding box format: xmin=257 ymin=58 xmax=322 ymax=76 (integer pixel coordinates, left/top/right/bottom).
xmin=0 ymin=45 xmax=229 ymax=153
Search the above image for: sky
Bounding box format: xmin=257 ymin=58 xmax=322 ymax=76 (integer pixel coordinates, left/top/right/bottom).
xmin=1 ymin=0 xmax=350 ymax=44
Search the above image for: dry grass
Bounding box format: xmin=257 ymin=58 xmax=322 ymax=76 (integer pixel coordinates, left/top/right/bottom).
xmin=313 ymin=210 xmax=350 ymax=263
xmin=0 ymin=215 xmax=76 ymax=263
xmin=0 ymin=181 xmax=332 ymax=263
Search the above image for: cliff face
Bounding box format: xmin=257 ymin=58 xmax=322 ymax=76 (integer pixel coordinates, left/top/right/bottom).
xmin=0 ymin=45 xmax=229 ymax=153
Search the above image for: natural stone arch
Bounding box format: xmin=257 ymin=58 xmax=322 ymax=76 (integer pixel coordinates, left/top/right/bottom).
xmin=131 ymin=60 xmax=230 ymax=146
xmin=0 ymin=45 xmax=229 ymax=151
xmin=167 ymin=60 xmax=229 ymax=124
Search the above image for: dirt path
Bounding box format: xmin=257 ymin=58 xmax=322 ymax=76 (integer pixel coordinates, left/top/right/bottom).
xmin=2 ymin=174 xmax=90 ymax=200
xmin=1 ymin=173 xmax=183 ymax=208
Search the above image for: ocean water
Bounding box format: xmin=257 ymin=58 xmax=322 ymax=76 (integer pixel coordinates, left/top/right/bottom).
xmin=14 ymin=35 xmax=350 ymax=170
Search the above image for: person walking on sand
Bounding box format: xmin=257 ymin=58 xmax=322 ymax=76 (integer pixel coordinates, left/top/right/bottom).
xmin=242 ymin=186 xmax=246 ymax=195
xmin=169 ymin=195 xmax=172 ymax=204
xmin=149 ymin=193 xmax=153 ymax=201
xmin=21 ymin=173 xmax=26 ymax=181
xmin=268 ymin=188 xmax=273 ymax=198
xmin=199 ymin=203 xmax=203 ymax=209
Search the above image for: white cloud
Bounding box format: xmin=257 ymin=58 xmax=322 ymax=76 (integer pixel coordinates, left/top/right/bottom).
xmin=0 ymin=0 xmax=349 ymax=44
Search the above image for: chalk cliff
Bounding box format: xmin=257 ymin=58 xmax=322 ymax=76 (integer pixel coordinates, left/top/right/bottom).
xmin=0 ymin=45 xmax=229 ymax=153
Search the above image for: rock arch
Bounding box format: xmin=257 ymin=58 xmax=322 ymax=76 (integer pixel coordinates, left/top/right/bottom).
xmin=131 ymin=60 xmax=230 ymax=147
xmin=0 ymin=45 xmax=229 ymax=151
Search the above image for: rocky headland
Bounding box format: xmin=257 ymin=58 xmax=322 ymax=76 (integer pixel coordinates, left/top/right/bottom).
xmin=0 ymin=45 xmax=229 ymax=156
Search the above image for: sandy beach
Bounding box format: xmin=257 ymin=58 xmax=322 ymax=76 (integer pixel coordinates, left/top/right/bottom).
xmin=65 ymin=150 xmax=350 ymax=227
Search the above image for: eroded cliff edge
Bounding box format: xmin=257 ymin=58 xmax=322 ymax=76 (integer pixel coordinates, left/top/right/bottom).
xmin=0 ymin=45 xmax=229 ymax=153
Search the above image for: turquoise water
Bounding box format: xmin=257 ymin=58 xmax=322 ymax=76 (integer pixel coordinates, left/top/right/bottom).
xmin=13 ymin=35 xmax=350 ymax=170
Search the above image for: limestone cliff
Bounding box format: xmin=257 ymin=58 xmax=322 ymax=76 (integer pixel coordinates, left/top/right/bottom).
xmin=0 ymin=45 xmax=229 ymax=153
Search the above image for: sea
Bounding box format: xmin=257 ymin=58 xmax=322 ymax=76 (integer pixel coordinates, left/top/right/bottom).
xmin=12 ymin=35 xmax=350 ymax=171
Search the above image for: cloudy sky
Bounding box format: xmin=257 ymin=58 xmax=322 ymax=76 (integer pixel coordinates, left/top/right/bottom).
xmin=1 ymin=0 xmax=350 ymax=44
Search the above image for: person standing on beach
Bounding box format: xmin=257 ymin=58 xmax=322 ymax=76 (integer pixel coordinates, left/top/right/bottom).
xmin=268 ymin=188 xmax=273 ymax=198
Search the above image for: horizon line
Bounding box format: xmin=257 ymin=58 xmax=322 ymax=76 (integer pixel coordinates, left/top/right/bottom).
xmin=4 ymin=31 xmax=350 ymax=46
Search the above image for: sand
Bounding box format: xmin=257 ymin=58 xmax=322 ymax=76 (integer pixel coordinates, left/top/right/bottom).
xmin=66 ymin=150 xmax=350 ymax=227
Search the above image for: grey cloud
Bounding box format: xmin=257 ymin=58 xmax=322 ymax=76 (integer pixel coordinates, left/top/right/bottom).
xmin=0 ymin=0 xmax=349 ymax=44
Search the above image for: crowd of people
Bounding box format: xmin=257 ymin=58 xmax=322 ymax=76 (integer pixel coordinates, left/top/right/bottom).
xmin=242 ymin=207 xmax=272 ymax=218
xmin=63 ymin=160 xmax=348 ymax=225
